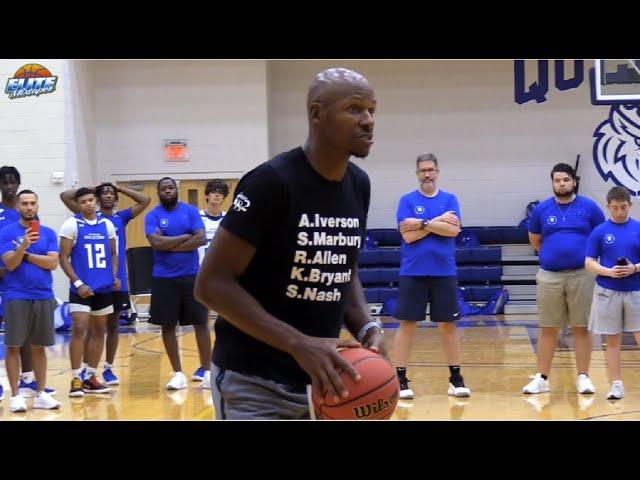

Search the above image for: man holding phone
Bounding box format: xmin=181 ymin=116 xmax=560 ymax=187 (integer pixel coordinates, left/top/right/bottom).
xmin=585 ymin=186 xmax=640 ymax=400
xmin=0 ymin=190 xmax=61 ymax=412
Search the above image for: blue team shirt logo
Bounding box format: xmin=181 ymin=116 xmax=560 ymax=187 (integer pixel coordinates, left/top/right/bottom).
xmin=604 ymin=233 xmax=615 ymax=244
xmin=16 ymin=236 xmax=24 ymax=244
xmin=415 ymin=205 xmax=425 ymax=215
xmin=547 ymin=216 xmax=558 ymax=225
xmin=160 ymin=218 xmax=169 ymax=228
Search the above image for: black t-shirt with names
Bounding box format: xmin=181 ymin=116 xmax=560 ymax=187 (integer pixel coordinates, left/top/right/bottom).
xmin=214 ymin=146 xmax=370 ymax=386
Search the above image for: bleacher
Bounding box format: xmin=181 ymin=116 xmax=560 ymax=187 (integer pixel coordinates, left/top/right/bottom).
xmin=359 ymin=226 xmax=539 ymax=317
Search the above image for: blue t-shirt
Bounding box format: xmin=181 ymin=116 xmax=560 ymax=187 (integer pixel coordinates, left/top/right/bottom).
xmin=0 ymin=222 xmax=58 ymax=301
xmin=0 ymin=206 xmax=20 ymax=292
xmin=529 ymin=195 xmax=605 ymax=271
xmin=397 ymin=189 xmax=460 ymax=276
xmin=585 ymin=218 xmax=640 ymax=292
xmin=144 ymin=202 xmax=204 ymax=278
xmin=100 ymin=208 xmax=133 ymax=292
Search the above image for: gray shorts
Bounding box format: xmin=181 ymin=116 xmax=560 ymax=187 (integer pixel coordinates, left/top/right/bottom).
xmin=3 ymin=299 xmax=57 ymax=347
xmin=589 ymin=285 xmax=640 ymax=335
xmin=536 ymin=268 xmax=595 ymax=328
xmin=211 ymin=363 xmax=310 ymax=420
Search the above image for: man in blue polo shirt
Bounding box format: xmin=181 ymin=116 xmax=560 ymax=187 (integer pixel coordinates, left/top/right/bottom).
xmin=585 ymin=186 xmax=640 ymax=400
xmin=523 ymin=163 xmax=605 ymax=396
xmin=0 ymin=190 xmax=61 ymax=412
xmin=145 ymin=177 xmax=210 ymax=391
xmin=393 ymin=153 xmax=469 ymax=399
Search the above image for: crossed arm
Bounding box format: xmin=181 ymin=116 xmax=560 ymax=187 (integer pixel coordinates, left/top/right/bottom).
xmin=399 ymin=211 xmax=461 ymax=244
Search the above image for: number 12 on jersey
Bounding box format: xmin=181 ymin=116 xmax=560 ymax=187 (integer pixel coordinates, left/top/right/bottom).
xmin=84 ymin=243 xmax=107 ymax=269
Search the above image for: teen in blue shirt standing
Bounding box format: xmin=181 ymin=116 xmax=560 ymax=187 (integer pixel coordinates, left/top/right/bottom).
xmin=60 ymin=183 xmax=150 ymax=386
xmin=585 ymin=186 xmax=640 ymax=400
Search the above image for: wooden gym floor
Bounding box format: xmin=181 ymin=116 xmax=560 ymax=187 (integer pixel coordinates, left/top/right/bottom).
xmin=1 ymin=315 xmax=640 ymax=421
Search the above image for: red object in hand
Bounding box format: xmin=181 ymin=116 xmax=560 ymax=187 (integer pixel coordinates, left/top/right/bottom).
xmin=28 ymin=220 xmax=40 ymax=234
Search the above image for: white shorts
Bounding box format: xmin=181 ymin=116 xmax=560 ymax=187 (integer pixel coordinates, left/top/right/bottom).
xmin=588 ymin=285 xmax=640 ymax=335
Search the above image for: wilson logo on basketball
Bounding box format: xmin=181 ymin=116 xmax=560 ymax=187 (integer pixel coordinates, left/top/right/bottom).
xmin=5 ymin=63 xmax=58 ymax=99
xmin=352 ymin=391 xmax=399 ymax=419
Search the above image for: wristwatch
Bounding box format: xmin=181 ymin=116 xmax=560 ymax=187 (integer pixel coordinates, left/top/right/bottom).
xmin=421 ymin=219 xmax=430 ymax=229
xmin=22 ymin=252 xmax=30 ymax=261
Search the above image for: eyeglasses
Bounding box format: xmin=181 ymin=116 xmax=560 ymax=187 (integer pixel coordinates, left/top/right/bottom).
xmin=416 ymin=168 xmax=438 ymax=174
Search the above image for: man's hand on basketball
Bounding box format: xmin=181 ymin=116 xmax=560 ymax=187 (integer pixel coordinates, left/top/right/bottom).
xmin=291 ymin=336 xmax=361 ymax=402
xmin=399 ymin=218 xmax=423 ymax=233
xmin=361 ymin=328 xmax=389 ymax=360
xmin=77 ymin=284 xmax=94 ymax=298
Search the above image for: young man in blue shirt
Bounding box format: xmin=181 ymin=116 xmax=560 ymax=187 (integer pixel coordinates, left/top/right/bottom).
xmin=523 ymin=163 xmax=605 ymax=396
xmin=145 ymin=177 xmax=210 ymax=390
xmin=393 ymin=153 xmax=469 ymax=399
xmin=60 ymin=182 xmax=150 ymax=386
xmin=0 ymin=190 xmax=61 ymax=412
xmin=59 ymin=188 xmax=119 ymax=397
xmin=585 ymin=186 xmax=640 ymax=400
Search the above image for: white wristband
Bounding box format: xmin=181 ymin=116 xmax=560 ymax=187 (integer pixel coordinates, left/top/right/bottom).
xmin=357 ymin=321 xmax=383 ymax=343
xmin=73 ymin=279 xmax=85 ymax=289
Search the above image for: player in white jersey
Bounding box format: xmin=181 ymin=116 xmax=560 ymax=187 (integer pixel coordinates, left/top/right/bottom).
xmin=198 ymin=180 xmax=229 ymax=265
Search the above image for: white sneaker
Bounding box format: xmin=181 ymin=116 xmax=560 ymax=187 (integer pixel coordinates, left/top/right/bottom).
xmin=199 ymin=371 xmax=211 ymax=390
xmin=607 ymin=380 xmax=624 ymax=400
xmin=522 ymin=373 xmax=550 ymax=394
xmin=34 ymin=391 xmax=62 ymax=410
xmin=9 ymin=394 xmax=27 ymax=413
xmin=447 ymin=383 xmax=471 ymax=397
xmin=166 ymin=371 xmax=188 ymax=390
xmin=399 ymin=377 xmax=414 ymax=399
xmin=577 ymin=374 xmax=595 ymax=394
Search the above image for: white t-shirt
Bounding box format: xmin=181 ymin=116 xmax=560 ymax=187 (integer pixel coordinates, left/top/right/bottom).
xmin=198 ymin=209 xmax=226 ymax=265
xmin=59 ymin=216 xmax=117 ymax=244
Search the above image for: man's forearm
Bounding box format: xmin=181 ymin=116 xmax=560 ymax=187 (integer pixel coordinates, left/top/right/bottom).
xmin=24 ymin=253 xmax=58 ymax=270
xmin=194 ymin=275 xmax=305 ymax=355
xmin=425 ymin=220 xmax=461 ymax=237
xmin=149 ymin=234 xmax=191 ymax=251
xmin=169 ymin=235 xmax=206 ymax=252
xmin=343 ymin=275 xmax=373 ymax=339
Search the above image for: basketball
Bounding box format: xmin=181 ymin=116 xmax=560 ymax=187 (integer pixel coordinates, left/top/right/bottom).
xmin=13 ymin=63 xmax=52 ymax=78
xmin=311 ymin=347 xmax=399 ymax=420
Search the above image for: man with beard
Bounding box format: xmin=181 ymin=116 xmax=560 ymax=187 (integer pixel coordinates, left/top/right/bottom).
xmin=393 ymin=153 xmax=469 ymax=400
xmin=0 ymin=166 xmax=57 ymax=401
xmin=0 ymin=190 xmax=61 ymax=412
xmin=145 ymin=177 xmax=210 ymax=390
xmin=523 ymin=163 xmax=605 ymax=395
xmin=60 ymin=183 xmax=150 ymax=386
xmin=195 ymin=68 xmax=385 ymax=420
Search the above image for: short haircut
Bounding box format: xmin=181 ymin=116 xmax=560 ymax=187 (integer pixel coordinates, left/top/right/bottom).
xmin=157 ymin=177 xmax=177 ymax=190
xmin=74 ymin=187 xmax=95 ymax=201
xmin=17 ymin=189 xmax=37 ymax=200
xmin=205 ymin=179 xmax=229 ymax=197
xmin=550 ymin=163 xmax=576 ymax=180
xmin=416 ymin=153 xmax=438 ymax=169
xmin=607 ymin=186 xmax=631 ymax=204
xmin=0 ymin=166 xmax=21 ymax=184
xmin=96 ymin=182 xmax=119 ymax=201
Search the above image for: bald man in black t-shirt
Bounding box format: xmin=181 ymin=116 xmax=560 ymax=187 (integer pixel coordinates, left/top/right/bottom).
xmin=195 ymin=67 xmax=385 ymax=419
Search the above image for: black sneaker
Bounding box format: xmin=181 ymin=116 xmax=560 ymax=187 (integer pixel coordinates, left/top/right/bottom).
xmin=447 ymin=375 xmax=471 ymax=397
xmin=399 ymin=376 xmax=414 ymax=399
xmin=82 ymin=376 xmax=111 ymax=394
